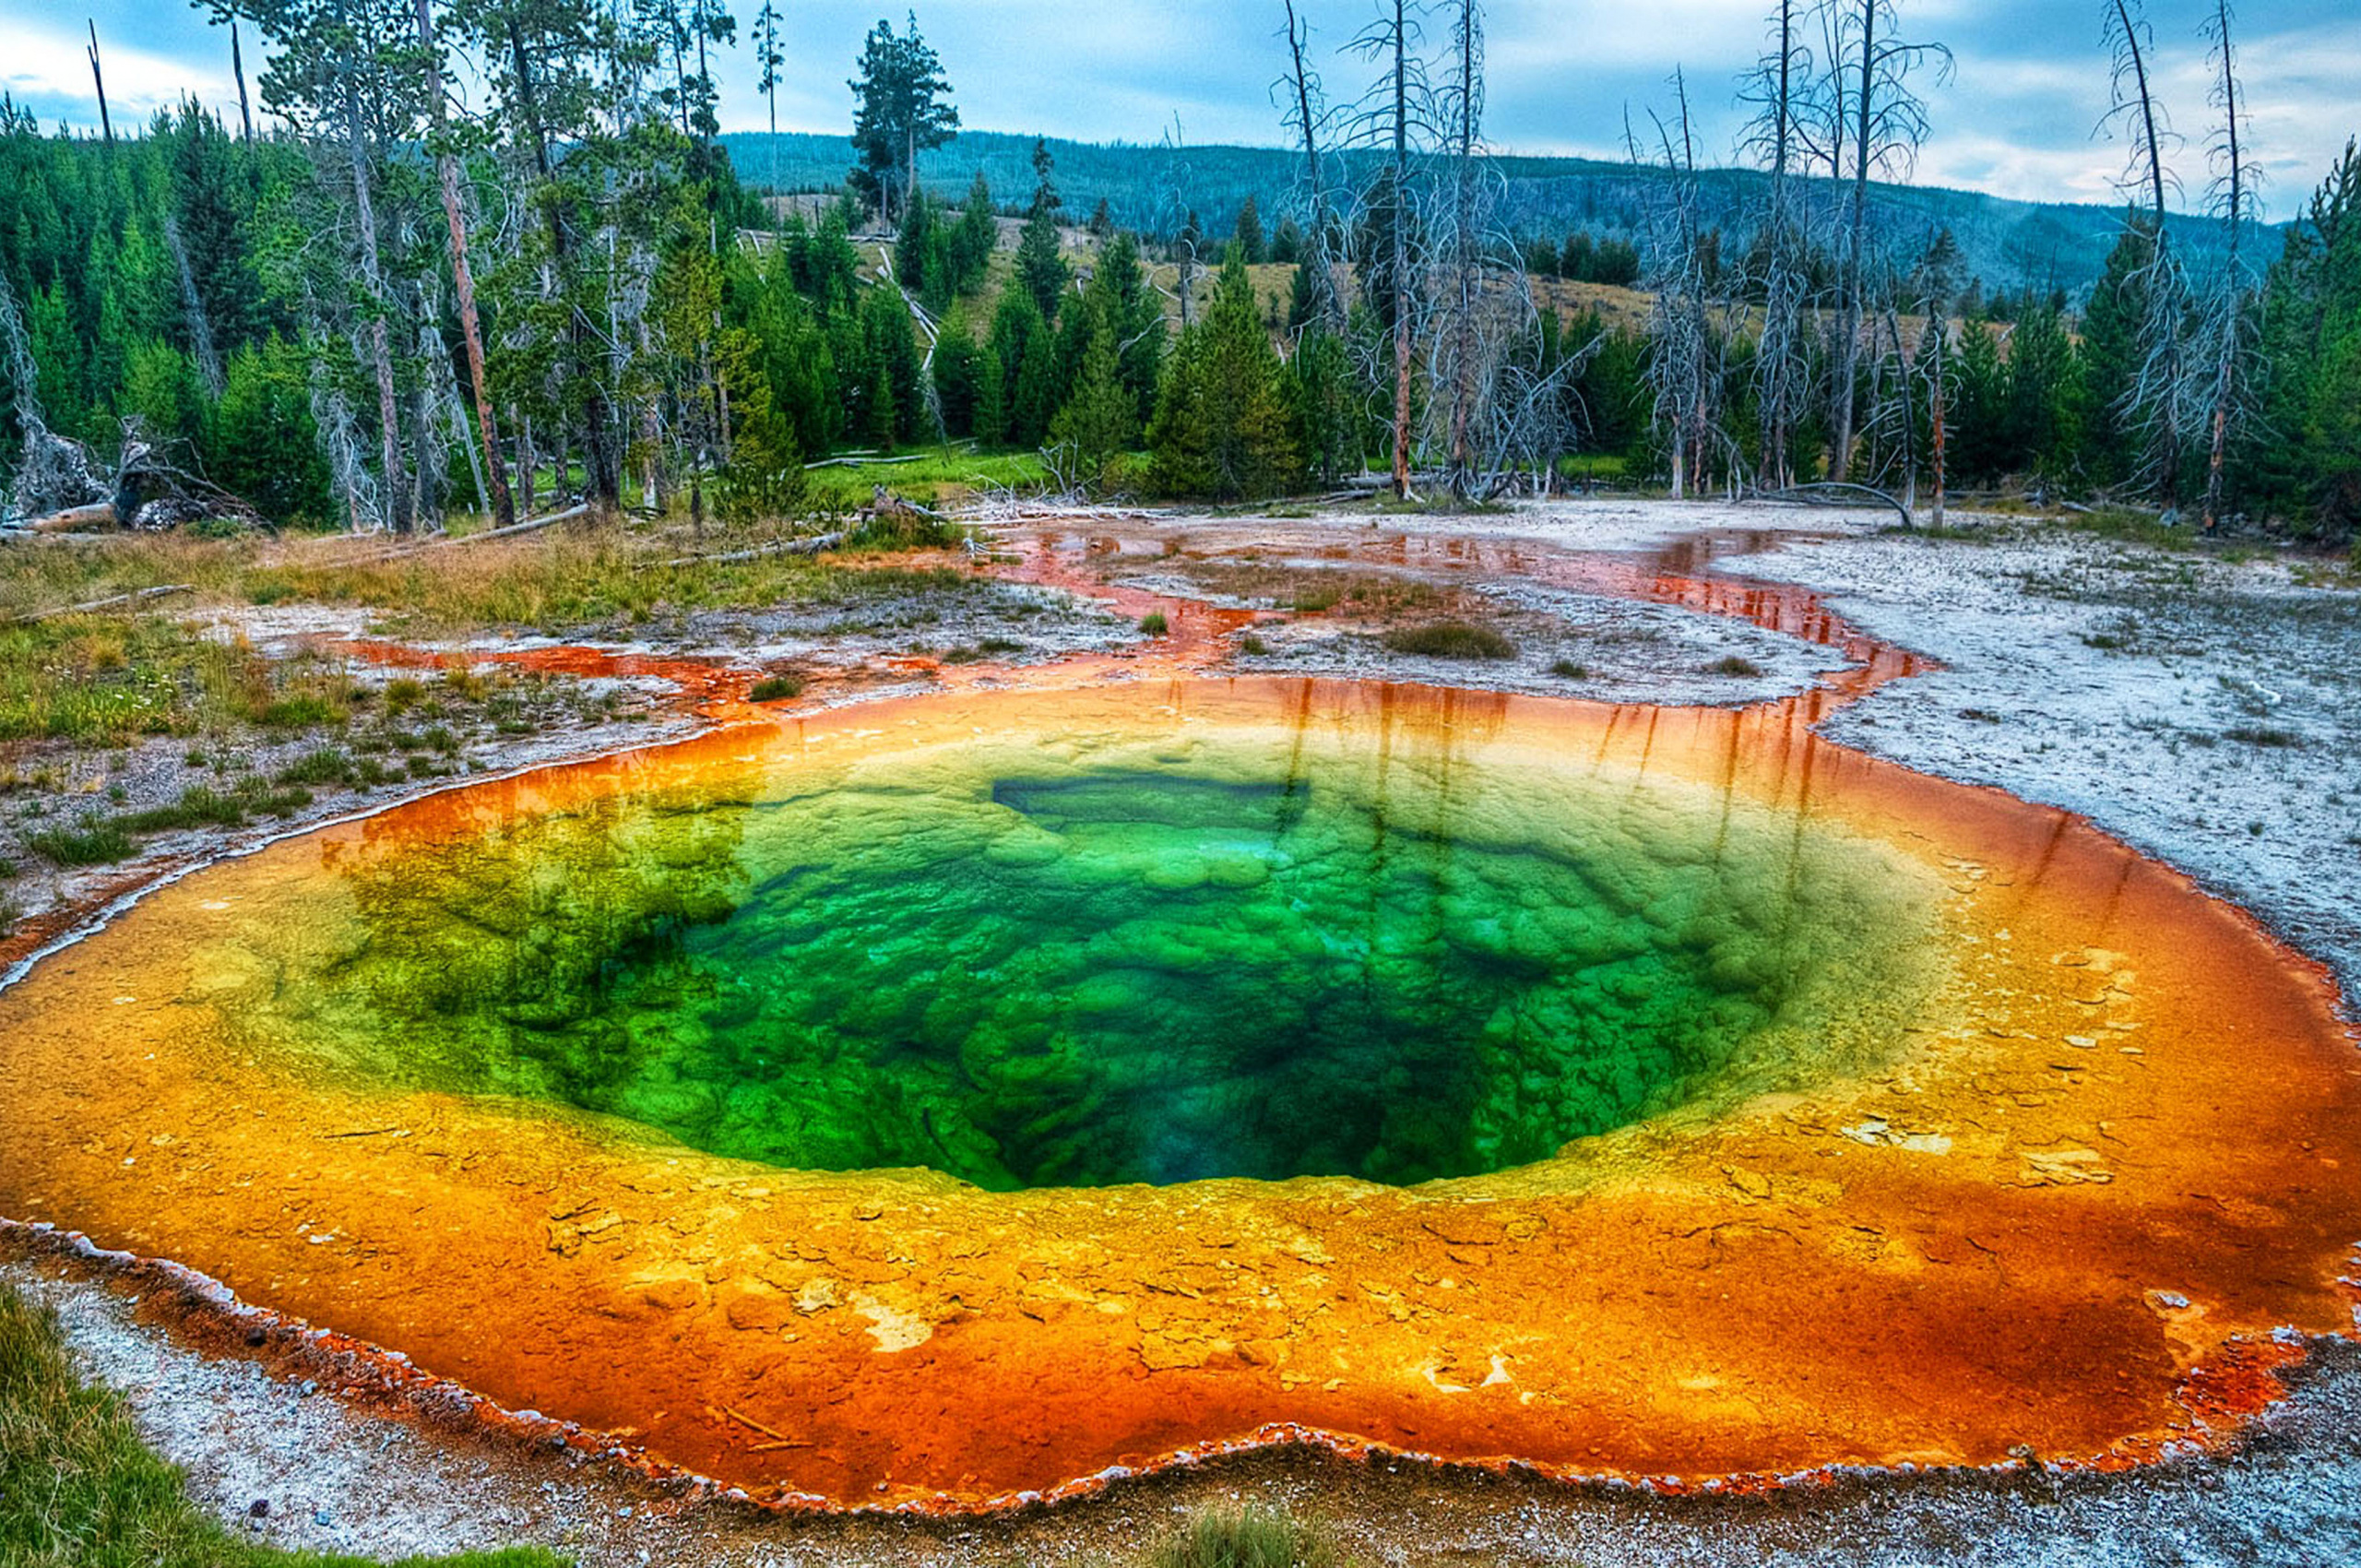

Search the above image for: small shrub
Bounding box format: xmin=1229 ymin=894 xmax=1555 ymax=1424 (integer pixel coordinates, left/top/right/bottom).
xmin=1960 ymin=707 xmax=2003 ymax=724
xmin=1139 ymin=612 xmax=1170 ymax=636
xmin=0 ymin=891 xmax=18 ymax=932
xmin=2224 ymin=725 xmax=2298 ymax=748
xmin=1707 ymin=655 xmax=1766 ymax=677
xmin=1383 ymin=622 xmax=1516 ymax=659
xmin=26 ymin=818 xmax=136 ymax=867
xmin=1152 ymin=1505 xmax=1337 ymax=1568
xmin=1240 ymin=634 xmax=1270 ymax=655
xmin=383 ymin=677 xmax=427 ymax=712
xmin=1549 ymin=658 xmax=1588 ymax=679
xmin=750 ymin=673 xmax=808 ymax=703
xmin=978 ymin=636 xmax=1025 ymax=654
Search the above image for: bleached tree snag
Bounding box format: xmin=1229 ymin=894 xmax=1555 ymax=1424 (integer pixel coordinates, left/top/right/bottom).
xmin=417 ymin=0 xmax=514 ymax=531
xmin=2104 ymin=0 xmax=2189 ymax=513
xmin=87 ymin=22 xmax=113 ymax=148
xmin=1742 ymin=0 xmax=1811 ymax=487
xmin=1278 ymin=0 xmax=1340 ymax=330
xmin=1823 ymin=0 xmax=1949 ymax=484
xmin=2198 ymin=0 xmax=2258 ymax=534
xmin=231 ymin=21 xmax=255 ymax=140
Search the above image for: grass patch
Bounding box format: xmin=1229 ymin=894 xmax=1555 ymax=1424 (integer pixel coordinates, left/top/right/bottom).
xmin=1382 ymin=622 xmax=1517 ymax=660
xmin=276 ymin=748 xmax=358 ymax=787
xmin=1549 ymin=658 xmax=1589 ymax=679
xmin=0 ymin=1283 xmax=564 ymax=1568
xmin=801 ymin=445 xmax=1048 ymax=513
xmin=1151 ymin=1505 xmax=1339 ymax=1568
xmin=24 ymin=819 xmax=136 ymax=867
xmin=1706 ymin=655 xmax=1766 ymax=677
xmin=749 ymin=673 xmax=808 ymax=703
xmin=2224 ymin=724 xmax=2300 ymax=748
xmin=1240 ymin=634 xmax=1270 ymax=655
xmin=1139 ymin=612 xmax=1170 ymax=636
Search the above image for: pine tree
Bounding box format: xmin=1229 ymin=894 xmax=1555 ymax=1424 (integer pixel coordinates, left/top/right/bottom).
xmin=1233 ymin=195 xmax=1266 ymax=265
xmin=1017 ymin=138 xmax=1069 ymax=324
xmin=1147 ymin=246 xmax=1301 ymax=499
xmin=950 ymin=171 xmax=997 ymax=293
xmin=848 ymin=13 xmax=958 ymax=226
xmin=1049 ymin=299 xmax=1137 ymax=485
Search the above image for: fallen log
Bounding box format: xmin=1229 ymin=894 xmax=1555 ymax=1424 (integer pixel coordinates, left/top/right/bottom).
xmin=5 ymin=583 xmax=195 ymax=625
xmin=347 ymin=504 xmax=595 ymax=565
xmin=20 ymin=502 xmax=119 ymax=534
xmin=656 ymin=531 xmax=848 ymax=569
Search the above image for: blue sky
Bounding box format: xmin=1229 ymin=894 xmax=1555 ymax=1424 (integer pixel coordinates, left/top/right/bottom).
xmin=6 ymin=1 xmax=2355 ymax=216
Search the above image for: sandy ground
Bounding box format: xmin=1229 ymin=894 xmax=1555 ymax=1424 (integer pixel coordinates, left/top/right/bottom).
xmin=6 ymin=496 xmax=2360 ymax=1566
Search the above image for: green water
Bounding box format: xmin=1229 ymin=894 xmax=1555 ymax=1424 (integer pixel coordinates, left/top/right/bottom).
xmin=213 ymin=721 xmax=1944 ymax=1189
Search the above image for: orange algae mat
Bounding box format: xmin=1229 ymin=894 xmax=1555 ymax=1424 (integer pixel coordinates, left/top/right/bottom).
xmin=1 ymin=675 xmax=2356 ymax=1510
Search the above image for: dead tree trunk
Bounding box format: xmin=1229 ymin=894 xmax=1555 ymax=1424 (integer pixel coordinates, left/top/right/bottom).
xmin=1831 ymin=0 xmax=1876 ymax=482
xmin=418 ymin=0 xmax=515 ymax=529
xmin=1389 ymin=0 xmax=1414 ymax=501
xmin=231 ymin=22 xmax=255 ymax=141
xmin=2106 ymin=0 xmax=2186 ymax=513
xmin=345 ymin=70 xmax=413 ymax=535
xmin=2200 ymin=0 xmax=2249 ymax=534
xmin=1444 ymin=0 xmax=1481 ymax=496
xmin=1281 ymin=0 xmax=1337 ymax=329
xmin=87 ymin=23 xmax=113 ymax=148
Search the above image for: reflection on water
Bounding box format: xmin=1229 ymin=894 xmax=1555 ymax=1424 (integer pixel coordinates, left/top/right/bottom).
xmin=210 ymin=680 xmax=1943 ymax=1189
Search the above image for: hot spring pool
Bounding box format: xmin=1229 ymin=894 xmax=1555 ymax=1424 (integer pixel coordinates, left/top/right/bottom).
xmin=2 ymin=677 xmax=2355 ymax=1509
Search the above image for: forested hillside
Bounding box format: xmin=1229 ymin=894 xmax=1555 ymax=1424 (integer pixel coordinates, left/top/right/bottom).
xmin=0 ymin=2 xmax=2353 ymax=542
xmin=720 ymin=128 xmax=2264 ymax=304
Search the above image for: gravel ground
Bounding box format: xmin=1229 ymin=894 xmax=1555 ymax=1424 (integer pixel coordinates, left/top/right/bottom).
xmin=6 ymin=497 xmax=2359 ymax=1567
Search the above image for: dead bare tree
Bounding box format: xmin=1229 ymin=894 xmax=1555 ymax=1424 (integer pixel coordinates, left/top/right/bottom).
xmin=2195 ymin=0 xmax=2260 ymax=532
xmin=1347 ymin=0 xmax=1434 ymax=500
xmin=87 ymin=22 xmax=113 ymax=148
xmin=1818 ymin=0 xmax=1950 ymax=484
xmin=2103 ymin=0 xmax=2189 ymax=513
xmin=1434 ymin=0 xmax=1490 ymax=495
xmin=1739 ymin=0 xmax=1813 ymax=487
xmin=1636 ymin=77 xmax=1727 ymax=501
xmin=1275 ymin=0 xmax=1343 ymax=331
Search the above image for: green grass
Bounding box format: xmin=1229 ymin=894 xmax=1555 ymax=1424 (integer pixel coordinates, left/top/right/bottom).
xmin=1550 ymin=658 xmax=1589 ymax=678
xmin=1382 ymin=622 xmax=1517 ymax=659
xmin=801 ymin=445 xmax=1048 ymax=514
xmin=26 ymin=779 xmax=321 ymax=867
xmin=0 ymin=1283 xmax=565 ymax=1568
xmin=1706 ymin=655 xmax=1766 ymax=677
xmin=1139 ymin=612 xmax=1170 ymax=636
xmin=22 ymin=819 xmax=136 ymax=867
xmin=1150 ymin=1505 xmax=1339 ymax=1568
xmin=2225 ymin=724 xmax=2300 ymax=748
xmin=749 ymin=673 xmax=807 ymax=703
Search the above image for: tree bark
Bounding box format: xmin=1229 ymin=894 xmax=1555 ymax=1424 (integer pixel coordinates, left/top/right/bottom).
xmin=418 ymin=0 xmax=514 ymax=529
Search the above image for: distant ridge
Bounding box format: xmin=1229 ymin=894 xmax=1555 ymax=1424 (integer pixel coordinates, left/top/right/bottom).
xmin=720 ymin=127 xmax=2265 ymax=302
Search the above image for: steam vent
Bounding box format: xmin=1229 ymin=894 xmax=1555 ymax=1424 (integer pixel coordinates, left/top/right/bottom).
xmin=3 ymin=677 xmax=2356 ymax=1510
